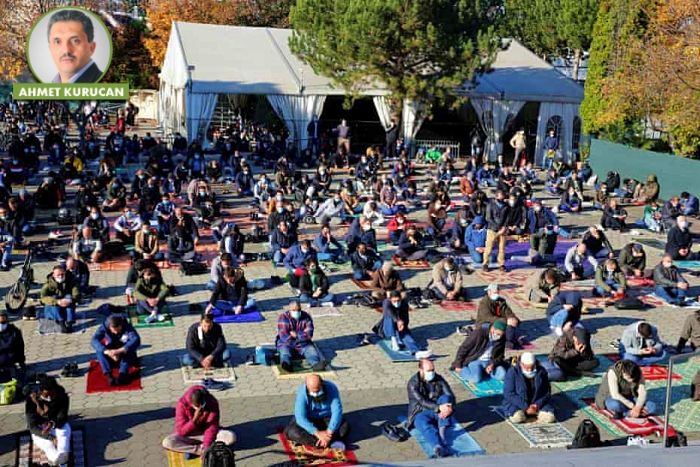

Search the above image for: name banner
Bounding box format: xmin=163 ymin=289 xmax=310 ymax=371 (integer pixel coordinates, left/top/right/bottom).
xmin=13 ymin=83 xmax=129 ymax=100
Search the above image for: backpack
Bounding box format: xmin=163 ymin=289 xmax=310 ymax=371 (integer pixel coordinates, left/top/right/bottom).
xmin=614 ymin=298 xmax=645 ymax=310
xmin=202 ymin=441 xmax=235 ymax=467
xmin=179 ymin=261 xmax=208 ymax=276
xmin=570 ymin=419 xmax=602 ymax=449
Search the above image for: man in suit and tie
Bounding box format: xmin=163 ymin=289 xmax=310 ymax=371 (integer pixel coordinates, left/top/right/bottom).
xmin=47 ymin=9 xmax=104 ymax=83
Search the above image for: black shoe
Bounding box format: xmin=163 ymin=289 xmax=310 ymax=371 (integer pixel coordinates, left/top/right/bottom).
xmin=65 ymin=322 xmax=74 ymax=334
xmin=60 ymin=363 xmax=72 ymax=377
xmin=281 ymin=362 xmax=293 ymax=373
xmin=107 ymin=374 xmax=118 ymax=386
xmin=433 ymin=445 xmax=447 ymax=458
xmin=116 ymin=372 xmax=130 ymax=386
xmin=0 ymin=264 xmax=9 ymax=271
xmin=59 ymin=322 xmax=69 ymax=334
xmin=312 ymin=362 xmax=327 ymax=371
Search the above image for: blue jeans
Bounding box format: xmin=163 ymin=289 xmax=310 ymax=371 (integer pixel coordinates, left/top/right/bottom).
xmin=182 ymin=349 xmax=231 ymax=367
xmin=382 ymin=315 xmax=420 ymax=353
xmin=381 ymin=205 xmax=405 ymax=216
xmin=619 ymin=343 xmax=666 ymax=366
xmin=278 ymin=345 xmax=322 ymax=367
xmin=353 ymin=260 xmax=383 ymax=280
xmin=136 ymin=299 xmax=166 ymax=315
xmin=206 ymin=279 xmax=216 ymax=291
xmin=540 ymin=360 xmax=565 ymax=382
xmin=1 ymin=237 xmax=13 ymax=267
xmin=596 ymin=283 xmax=622 ymax=297
xmin=655 ymin=285 xmax=686 ymax=305
xmin=317 ymin=250 xmax=340 ymax=262
xmin=459 ymin=359 xmax=506 ymax=383
xmin=44 ymin=304 xmax=76 ymax=323
xmin=549 ymin=309 xmax=569 ymax=330
xmin=389 ymin=230 xmax=402 ymax=245
xmin=299 ymin=292 xmax=334 ymax=305
xmin=605 ymin=398 xmax=656 ymax=418
xmin=212 ymin=299 xmax=256 ymax=313
xmin=273 ymin=250 xmax=284 ymax=264
xmin=413 ymin=394 xmax=456 ymax=451
xmin=95 ymin=348 xmax=138 ymax=375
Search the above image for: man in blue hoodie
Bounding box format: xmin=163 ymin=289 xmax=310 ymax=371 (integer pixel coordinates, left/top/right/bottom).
xmin=283 ymin=374 xmax=349 ymax=449
xmin=464 ymin=216 xmax=488 ymax=264
xmin=503 ymin=352 xmax=555 ymax=423
xmin=91 ymin=314 xmax=141 ymax=386
xmin=283 ymin=240 xmax=318 ymax=289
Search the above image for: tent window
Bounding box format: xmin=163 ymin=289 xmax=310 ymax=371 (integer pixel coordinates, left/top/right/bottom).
xmin=546 ymin=115 xmax=563 ymax=142
xmin=572 ymin=116 xmax=582 ymax=149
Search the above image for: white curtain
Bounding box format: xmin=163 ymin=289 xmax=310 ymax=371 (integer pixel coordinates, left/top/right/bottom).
xmin=470 ymin=98 xmax=526 ymax=161
xmin=535 ymin=102 xmax=581 ymax=165
xmin=373 ymin=96 xmax=393 ymax=130
xmin=402 ymin=99 xmax=425 ymax=151
xmin=267 ymin=95 xmax=326 ymax=150
xmin=185 ymin=92 xmax=218 ymax=143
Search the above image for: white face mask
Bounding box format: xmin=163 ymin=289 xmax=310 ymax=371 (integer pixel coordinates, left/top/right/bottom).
xmin=523 ymin=368 xmax=537 ymax=379
xmin=54 ymin=276 xmax=65 ymax=284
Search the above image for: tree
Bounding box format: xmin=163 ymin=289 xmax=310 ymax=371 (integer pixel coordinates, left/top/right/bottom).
xmin=289 ymin=0 xmax=501 ymax=117
xmin=104 ymin=20 xmax=159 ymax=88
xmin=557 ymin=0 xmax=600 ymax=80
xmin=500 ymin=0 xmax=561 ymax=58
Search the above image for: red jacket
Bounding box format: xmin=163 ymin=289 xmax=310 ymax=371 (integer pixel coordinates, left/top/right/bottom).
xmin=175 ymin=385 xmax=220 ymax=448
xmin=387 ymin=217 xmax=412 ymax=233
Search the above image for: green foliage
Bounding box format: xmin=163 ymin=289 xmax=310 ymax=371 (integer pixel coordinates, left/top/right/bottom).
xmin=104 ymin=20 xmax=159 ymax=88
xmin=289 ymin=0 xmax=501 ymax=115
xmin=500 ymin=0 xmax=561 ymax=57
xmin=558 ymin=0 xmax=599 ymax=52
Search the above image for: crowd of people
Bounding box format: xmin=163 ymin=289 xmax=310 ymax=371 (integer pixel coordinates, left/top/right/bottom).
xmin=0 ymin=99 xmax=699 ymax=464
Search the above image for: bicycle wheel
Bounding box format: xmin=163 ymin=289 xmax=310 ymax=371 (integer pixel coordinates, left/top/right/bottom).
xmin=4 ymin=280 xmax=28 ymax=315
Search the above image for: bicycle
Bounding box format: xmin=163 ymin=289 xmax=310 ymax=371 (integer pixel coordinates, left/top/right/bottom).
xmin=4 ymin=246 xmax=34 ymax=316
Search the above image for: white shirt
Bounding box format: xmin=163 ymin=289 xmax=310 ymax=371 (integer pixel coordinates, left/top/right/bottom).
xmin=51 ymin=59 xmax=95 ymax=83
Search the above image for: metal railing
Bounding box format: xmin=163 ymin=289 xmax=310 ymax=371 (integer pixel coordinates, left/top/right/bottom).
xmin=663 ymin=350 xmax=700 ymax=448
xmin=412 ymin=139 xmax=461 ymax=159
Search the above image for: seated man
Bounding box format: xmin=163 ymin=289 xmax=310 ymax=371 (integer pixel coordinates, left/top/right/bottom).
xmin=653 ymin=254 xmax=689 ymax=306
xmin=564 ymin=243 xmax=598 ymax=280
xmin=40 ymin=265 xmax=80 ymax=334
xmin=593 ymin=183 xmax=609 ymax=210
xmin=350 ymin=242 xmax=382 ymax=280
xmin=396 ymin=225 xmax=428 ymax=261
xmin=154 ymin=194 xmax=174 ymax=236
xmin=72 ymin=225 xmax=103 ymax=263
xmin=370 ymin=261 xmax=406 ymax=300
xmin=450 ymin=320 xmax=507 ymax=383
xmin=558 ymin=186 xmax=582 ymax=213
xmin=184 ymin=314 xmax=230 ymax=371
xmin=547 ymin=291 xmax=583 ymax=337
xmin=114 ymin=207 xmax=143 ymax=245
xmin=284 ymin=374 xmax=349 ymax=449
xmin=595 ymin=359 xmax=655 ymax=419
xmin=65 ymin=256 xmax=91 ymax=296
xmin=620 ymin=321 xmax=666 ymax=365
xmin=619 ymin=243 xmax=647 ymax=278
xmin=407 ymin=358 xmax=456 ymax=458
xmin=542 ymin=327 xmax=599 ymax=381
xmin=313 ymin=224 xmax=344 ymax=262
xmin=91 ymin=314 xmax=141 ymax=386
xmin=666 ymin=215 xmax=695 ymax=261
xmin=167 ymin=225 xmax=196 ymax=263
xmin=374 ymin=291 xmax=421 ymax=353
xmin=271 ymin=220 xmax=297 ymax=265
xmin=207 ymin=253 xmax=234 ymax=290
xmin=527 ymin=200 xmax=563 ymax=264
xmin=594 ymin=258 xmax=627 ymax=299
xmin=283 ymin=240 xmax=317 ymax=290
xmin=163 ymin=386 xmax=235 ymax=456
xmin=134 ymin=224 xmax=162 ymax=261
xmin=680 ymin=191 xmax=699 ymax=216
xmin=133 ymin=266 xmax=170 ymax=323
xmin=661 ymin=196 xmax=682 ymax=230
xmin=524 ymin=268 xmax=561 ymax=304
xmin=102 ymin=177 xmax=127 ymax=212
xmin=26 ymin=377 xmax=71 ymax=466
xmin=277 ymin=300 xmax=326 ymax=372
xmin=314 ymin=191 xmax=346 ymax=225
xmin=476 ymin=284 xmax=520 ymax=348
xmin=206 ymin=267 xmax=253 ymax=315
xmin=387 ymin=210 xmax=411 ymax=245
xmin=345 ymin=216 xmax=377 ymax=254
xmin=450 ymin=209 xmax=470 ymax=252
xmin=464 ymin=215 xmax=488 ymax=264
xmin=677 ymin=309 xmax=700 ymax=353
xmin=582 ymin=226 xmax=614 ymax=259
xmin=430 ymin=257 xmax=466 ymax=301
xmin=503 ymin=352 xmax=555 ymax=423
xmin=0 ymin=309 xmax=26 ymax=390
xmin=601 ymin=198 xmax=627 ymax=231
xmin=299 ymin=258 xmax=334 ymax=306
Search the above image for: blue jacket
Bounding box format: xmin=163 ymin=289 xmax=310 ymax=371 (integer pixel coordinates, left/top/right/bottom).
xmin=503 ymin=363 xmax=551 ymax=416
xmin=270 ymin=228 xmax=297 ymax=253
xmin=293 ymin=380 xmax=343 ymax=434
xmin=451 ymin=220 xmax=469 ymax=243
xmin=313 ymin=232 xmax=342 ymax=253
xmin=283 ymin=244 xmax=317 ymax=272
xmin=91 ymin=314 xmax=140 ymax=354
xmin=546 ymin=291 xmax=582 ymax=324
xmin=464 ymin=224 xmax=487 ymax=250
xmin=527 ymin=208 xmax=558 ymax=234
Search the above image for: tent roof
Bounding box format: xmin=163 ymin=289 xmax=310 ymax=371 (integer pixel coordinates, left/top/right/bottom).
xmin=162 ymin=22 xmax=583 ymax=103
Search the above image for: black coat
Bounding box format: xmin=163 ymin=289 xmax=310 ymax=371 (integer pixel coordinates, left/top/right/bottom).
xmin=298 ymin=271 xmax=330 ymax=296
xmin=666 ymin=227 xmax=692 ymax=259
xmin=0 ymin=324 xmax=25 ymax=368
xmin=186 ymin=322 xmax=226 ymax=363
xmin=450 ymin=325 xmax=505 ymax=370
xmin=26 ymin=385 xmax=70 ymax=439
xmin=406 ymin=372 xmax=455 ymax=428
xmin=209 ymin=277 xmax=248 ymax=306
xmin=74 ymin=62 xmax=104 ymax=83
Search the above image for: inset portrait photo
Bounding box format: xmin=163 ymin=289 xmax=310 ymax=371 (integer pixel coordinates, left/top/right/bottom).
xmin=26 ymin=7 xmax=113 ymax=84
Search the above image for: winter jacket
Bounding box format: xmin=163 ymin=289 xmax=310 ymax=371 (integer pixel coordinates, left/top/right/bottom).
xmin=548 ymin=328 xmax=595 ymax=363
xmin=503 ymin=363 xmax=551 ymax=416
xmin=91 ymin=314 xmax=140 ymax=353
xmin=40 ymin=276 xmax=80 ymax=306
xmin=375 ymin=299 xmax=410 ymax=338
xmin=270 ymin=228 xmax=297 ymax=253
xmin=0 ymin=323 xmax=25 ymax=368
xmin=527 ymin=208 xmax=558 ymax=233
xmin=283 ymin=244 xmax=318 ymax=273
xmin=653 ymin=263 xmax=687 ymax=288
xmin=594 ymin=263 xmax=627 ymax=294
xmin=209 ymin=276 xmax=248 ymax=306
xmin=174 ymin=385 xmax=220 ymax=449
xmin=313 ymin=232 xmax=342 ymax=253
xmin=298 ymin=269 xmax=330 ymax=296
xmin=431 ymin=260 xmax=463 ymax=295
xmin=546 ymin=291 xmax=583 ymax=325
xmin=26 ymin=385 xmax=70 ymax=439
xmin=666 ymin=226 xmax=693 ymax=259
xmin=133 ymin=277 xmax=169 ymax=301
xmin=370 ymin=269 xmax=404 ymax=296
xmin=135 ymin=229 xmax=159 ymax=256
xmin=620 ymin=321 xmax=663 ymax=356
xmin=450 ymin=325 xmax=505 ymax=370
xmin=186 ymin=322 xmax=226 ymax=363
xmin=524 ymin=270 xmax=561 ymax=301
xmin=464 ymin=224 xmax=487 ymax=251
xmin=277 ymin=310 xmax=314 ymax=350
xmin=619 ymin=244 xmax=646 ymax=271
xmin=485 ymin=200 xmax=508 ymax=231
xmin=476 ymin=295 xmax=518 ymax=327
xmin=406 ymin=372 xmax=455 ymax=428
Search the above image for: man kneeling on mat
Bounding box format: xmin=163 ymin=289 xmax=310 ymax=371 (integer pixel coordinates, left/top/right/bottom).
xmin=406 ymin=358 xmax=456 ymax=458
xmin=206 ymin=267 xmax=253 ymax=315
xmin=284 ymin=374 xmax=349 ymax=450
xmin=162 ymin=386 xmax=235 ymax=457
xmin=503 ymin=352 xmax=555 ymax=423
xmin=595 ymin=359 xmax=656 ymax=419
xmin=373 ymin=291 xmax=422 ymax=353
xmin=26 ymin=376 xmax=71 ymax=466
xmin=277 ymin=300 xmax=326 ymax=372
xmin=184 ymin=314 xmax=230 ymax=379
xmin=133 ymin=266 xmax=170 ymax=323
xmin=91 ymin=314 xmax=141 ymax=386
xmin=450 ymin=320 xmax=507 ymax=383
xmin=542 ymin=327 xmax=599 ymax=381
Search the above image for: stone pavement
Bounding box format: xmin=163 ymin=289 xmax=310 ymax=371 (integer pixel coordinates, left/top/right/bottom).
xmin=1 ymin=125 xmax=699 ymax=466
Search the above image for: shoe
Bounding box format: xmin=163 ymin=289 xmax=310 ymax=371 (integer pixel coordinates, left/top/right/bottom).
xmin=482 ymin=265 xmax=488 ymax=272
xmin=330 ymin=441 xmax=346 ymax=450
xmin=144 ymin=313 xmax=157 ymax=324
xmin=107 ymin=374 xmax=118 ymax=386
xmin=391 ymin=339 xmax=400 ymax=352
xmin=59 ymin=322 xmax=69 ymax=334
xmin=321 ymin=301 xmax=334 ymax=307
xmin=203 ymin=379 xmax=225 ymax=391
xmin=0 ymin=264 xmax=9 ymax=272
xmin=360 ymin=334 xmax=372 ymax=346
xmin=433 ymin=445 xmax=447 ymax=458
xmin=456 ymin=325 xmax=472 ymax=337
xmin=281 ymin=362 xmax=293 ymax=373
xmin=61 ymin=363 xmax=72 ymax=377
xmin=116 ymin=372 xmax=130 ymax=386
xmin=155 ymin=313 xmax=166 ymax=322
xmin=609 ymin=338 xmax=621 ymax=349
xmin=312 ymin=362 xmax=327 ymax=371
xmin=65 ymin=322 xmax=74 ymax=333
xmin=554 ymin=327 xmax=563 ymax=337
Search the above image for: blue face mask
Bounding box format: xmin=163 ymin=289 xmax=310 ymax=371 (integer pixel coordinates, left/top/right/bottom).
xmin=523 ymin=368 xmax=537 ymax=379
xmin=424 ymin=371 xmax=435 ymax=382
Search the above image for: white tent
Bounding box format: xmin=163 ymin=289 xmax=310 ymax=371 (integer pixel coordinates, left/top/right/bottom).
xmin=159 ymin=22 xmax=584 ymax=160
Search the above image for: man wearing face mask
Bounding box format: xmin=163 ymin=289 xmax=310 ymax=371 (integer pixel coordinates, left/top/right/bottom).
xmin=276 ymin=300 xmax=326 ymax=372
xmin=527 ymin=200 xmax=563 ymax=264
xmin=130 ymin=169 xmax=149 ymax=201
xmin=503 ymin=352 xmax=555 ymax=423
xmin=25 ymin=377 xmax=71 ymax=466
xmin=0 ymin=309 xmax=25 ymax=391
xmin=373 ymin=291 xmax=422 ymax=352
xmin=407 ymin=358 xmax=456 ymax=458
xmin=450 ymin=208 xmax=471 ymax=252
xmin=154 ymin=194 xmax=175 ymax=237
xmin=234 ymin=163 xmax=254 ymax=196
xmin=350 ymin=242 xmax=382 ymax=280
xmin=542 ymin=326 xmax=599 ymax=381
xmin=83 ymin=206 xmax=110 ymax=244
xmin=114 ymin=208 xmax=143 ymax=245
xmin=430 ymin=257 xmax=466 ymax=301
xmin=476 ymin=284 xmax=521 ymax=349
xmin=0 ymin=206 xmax=14 ymax=271
xmin=595 ymin=359 xmax=655 ymax=420
xmin=133 ymin=266 xmax=170 ymax=323
xmin=134 ymin=225 xmax=162 ymax=261
xmin=41 ymin=265 xmax=80 ymax=334
xmin=482 ymin=190 xmax=509 ymax=272
xmin=284 ymin=374 xmax=349 ymax=449
xmin=284 ymin=240 xmax=318 ymax=291
xmin=451 ymin=320 xmax=507 ymax=383
xmin=314 ymin=190 xmax=346 ymax=225
xmin=72 ymin=225 xmax=103 ymax=264
xmin=653 ymin=254 xmax=689 ymax=306
xmin=666 ymin=215 xmax=696 ymax=261
xmin=91 ymin=314 xmax=141 ymax=386
xmin=593 ymin=258 xmax=627 ymax=300
xmin=102 ymin=176 xmax=127 ymax=212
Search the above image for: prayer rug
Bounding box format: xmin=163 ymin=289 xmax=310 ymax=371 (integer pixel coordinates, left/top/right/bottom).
xmin=89 ymin=258 xmax=132 ymax=271
xmin=86 ymin=360 xmax=142 ymax=394
xmin=581 ymin=398 xmax=675 ymax=437
xmin=165 ymin=449 xmax=201 ymax=467
xmin=675 ymin=260 xmax=700 ymax=269
xmin=179 ymin=356 xmax=237 ymax=384
xmin=16 ymin=427 xmax=87 ymax=467
xmin=350 ymin=278 xmax=372 ymax=290
xmin=602 ymin=354 xmax=681 ymax=381
xmin=36 ymin=310 xmax=87 ymax=335
xmin=476 ymin=269 xmax=534 ymax=286
xmin=305 ymin=306 xmax=343 ymax=318
xmin=206 ymin=304 xmax=264 ymax=324
xmin=438 ymin=301 xmax=478 ymax=312
xmin=272 ymin=346 xmax=335 ymax=379
xmin=490 ymin=406 xmax=574 ymax=449
xmin=627 ymin=277 xmax=655 ymax=288
xmin=397 ymin=416 xmax=485 ymax=458
xmin=277 ymin=429 xmax=358 ymax=466
xmin=451 ymin=371 xmax=503 ymax=397
xmin=127 ymin=306 xmax=174 ymax=328
xmin=636 ymin=238 xmax=667 ymax=250
xmin=376 ymin=339 xmax=417 ymax=363
xmin=392 ymin=255 xmax=430 ymax=269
